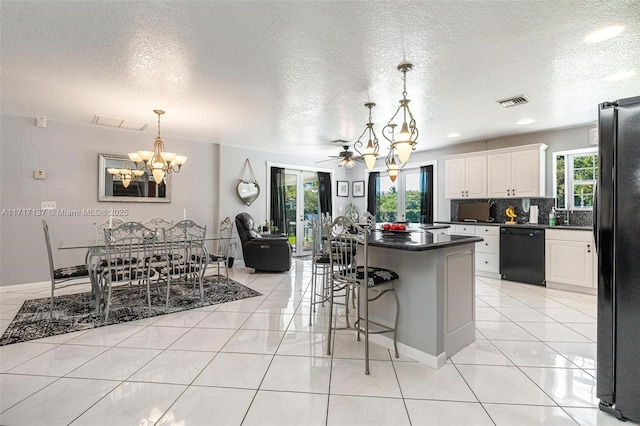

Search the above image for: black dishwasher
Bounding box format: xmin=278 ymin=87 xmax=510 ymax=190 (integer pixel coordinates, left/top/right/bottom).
xmin=499 ymin=227 xmax=545 ymax=286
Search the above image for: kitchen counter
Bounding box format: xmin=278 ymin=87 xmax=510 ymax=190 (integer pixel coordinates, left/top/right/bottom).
xmin=369 ymin=229 xmax=482 ymax=251
xmin=435 ymin=221 xmax=592 ymax=232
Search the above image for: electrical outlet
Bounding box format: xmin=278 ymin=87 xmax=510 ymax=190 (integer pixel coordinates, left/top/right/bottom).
xmin=41 ymin=201 xmax=56 ymax=210
xmin=34 ymin=170 xmax=47 ymax=180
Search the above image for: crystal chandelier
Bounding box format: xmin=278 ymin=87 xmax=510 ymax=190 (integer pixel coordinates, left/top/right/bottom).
xmin=382 ymin=62 xmax=418 ymax=165
xmin=354 ymin=102 xmax=380 ymax=170
xmin=107 ymin=160 xmax=144 ymax=188
xmin=128 ymin=110 xmax=187 ymax=184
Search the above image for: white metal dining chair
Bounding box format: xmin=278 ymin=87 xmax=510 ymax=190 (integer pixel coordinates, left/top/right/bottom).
xmin=158 ymin=220 xmax=208 ymax=310
xmin=100 ymin=221 xmax=157 ymax=321
xmin=325 ymin=216 xmax=400 ymax=375
xmin=43 ymin=220 xmax=90 ymax=318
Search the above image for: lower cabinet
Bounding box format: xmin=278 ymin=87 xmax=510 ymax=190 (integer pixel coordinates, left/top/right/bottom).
xmin=545 ymin=229 xmax=597 ymax=294
xmin=448 ymin=224 xmax=500 ymax=279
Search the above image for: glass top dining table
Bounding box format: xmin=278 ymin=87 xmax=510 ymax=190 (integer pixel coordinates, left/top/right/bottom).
xmin=58 ymin=237 xmax=232 ymax=314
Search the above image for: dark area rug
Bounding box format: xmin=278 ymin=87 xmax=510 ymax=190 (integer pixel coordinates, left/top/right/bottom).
xmin=0 ymin=275 xmax=261 ymax=346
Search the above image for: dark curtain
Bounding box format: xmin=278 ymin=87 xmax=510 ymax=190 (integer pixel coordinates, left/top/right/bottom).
xmin=367 ymin=172 xmax=379 ymax=217
xmin=317 ymin=172 xmax=332 ymax=215
xmin=270 ymin=167 xmax=286 ymax=233
xmin=420 ymin=165 xmax=434 ymax=224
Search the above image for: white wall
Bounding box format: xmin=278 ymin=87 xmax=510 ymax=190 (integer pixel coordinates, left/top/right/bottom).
xmin=0 ymin=114 xmax=369 ymax=286
xmin=0 ymin=114 xmax=216 ymax=286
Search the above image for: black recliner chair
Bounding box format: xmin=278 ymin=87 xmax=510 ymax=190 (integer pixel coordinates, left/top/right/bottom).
xmin=235 ymin=212 xmax=292 ymax=272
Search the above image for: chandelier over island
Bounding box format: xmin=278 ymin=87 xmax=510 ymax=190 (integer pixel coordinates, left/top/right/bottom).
xmin=128 ymin=110 xmax=187 ymax=184
xmin=354 ymin=102 xmax=380 ymax=170
xmin=382 ymin=61 xmax=419 ymax=165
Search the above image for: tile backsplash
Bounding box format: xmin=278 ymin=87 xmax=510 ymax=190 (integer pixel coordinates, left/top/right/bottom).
xmin=451 ymin=198 xmax=593 ymax=226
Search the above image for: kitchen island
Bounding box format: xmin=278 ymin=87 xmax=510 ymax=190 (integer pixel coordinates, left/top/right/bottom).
xmin=363 ymin=229 xmax=482 ymax=369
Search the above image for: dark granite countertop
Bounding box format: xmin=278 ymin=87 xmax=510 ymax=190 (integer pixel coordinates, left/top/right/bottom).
xmin=368 ymin=229 xmax=483 ymax=251
xmin=435 ymin=221 xmax=592 ymax=232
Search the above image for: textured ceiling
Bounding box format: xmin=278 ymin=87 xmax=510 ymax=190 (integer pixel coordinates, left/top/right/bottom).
xmin=1 ymin=1 xmax=639 ymax=160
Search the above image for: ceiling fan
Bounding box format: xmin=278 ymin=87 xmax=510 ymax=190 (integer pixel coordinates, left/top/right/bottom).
xmin=316 ymin=140 xmax=363 ymax=169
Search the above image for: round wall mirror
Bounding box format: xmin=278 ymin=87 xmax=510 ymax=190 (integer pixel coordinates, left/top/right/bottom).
xmin=237 ymin=181 xmax=260 ymax=206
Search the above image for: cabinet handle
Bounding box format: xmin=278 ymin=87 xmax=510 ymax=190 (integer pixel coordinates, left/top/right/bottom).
xmin=461 ymin=191 xmax=464 ymax=197
xmin=485 ymin=243 xmax=489 ymax=246
xmin=485 ymin=261 xmax=488 ymax=264
xmin=587 ymin=244 xmax=591 ymax=253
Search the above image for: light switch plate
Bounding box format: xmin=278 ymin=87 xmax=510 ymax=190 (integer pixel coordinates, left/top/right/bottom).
xmin=41 ymin=201 xmax=56 ymax=210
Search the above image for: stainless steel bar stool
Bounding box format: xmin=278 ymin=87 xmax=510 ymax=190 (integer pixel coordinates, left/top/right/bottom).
xmin=325 ymin=216 xmax=400 ymax=375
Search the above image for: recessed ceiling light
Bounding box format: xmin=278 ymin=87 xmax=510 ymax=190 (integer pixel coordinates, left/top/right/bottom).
xmin=447 ymin=133 xmax=460 ymax=138
xmin=584 ymin=25 xmax=624 ymax=43
xmin=603 ymin=70 xmax=637 ymax=81
xmin=516 ymin=119 xmax=535 ymax=125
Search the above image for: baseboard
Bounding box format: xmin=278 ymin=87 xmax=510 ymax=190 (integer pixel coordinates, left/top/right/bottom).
xmin=369 ymin=334 xmax=448 ymax=369
xmin=546 ymin=280 xmax=596 ymax=295
xmin=476 ymin=270 xmax=501 ymax=279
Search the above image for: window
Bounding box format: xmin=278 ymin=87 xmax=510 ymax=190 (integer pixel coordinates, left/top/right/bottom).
xmin=554 ymin=148 xmax=598 ymax=210
xmin=374 ymin=164 xmax=435 ymax=223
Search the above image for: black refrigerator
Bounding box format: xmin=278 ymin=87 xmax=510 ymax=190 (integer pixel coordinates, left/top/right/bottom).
xmin=596 ymin=95 xmax=640 ymax=422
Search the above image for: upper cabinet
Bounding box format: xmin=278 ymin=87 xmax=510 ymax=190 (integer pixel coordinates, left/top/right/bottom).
xmin=445 ymin=144 xmax=547 ymax=199
xmin=445 ymin=154 xmax=487 ymax=198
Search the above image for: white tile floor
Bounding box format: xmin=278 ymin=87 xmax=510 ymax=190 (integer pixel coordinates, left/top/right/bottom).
xmin=0 ymin=259 xmax=626 ymax=425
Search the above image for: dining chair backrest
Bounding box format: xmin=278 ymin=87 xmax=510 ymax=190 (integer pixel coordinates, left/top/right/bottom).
xmin=102 ymin=222 xmax=157 ymax=279
xmin=218 ymin=217 xmax=234 ymax=257
xmin=161 ymin=220 xmax=208 ymax=273
xmin=95 ymin=217 xmax=126 ymax=243
xmin=143 ymin=216 xmax=173 ymax=230
xmin=43 ymin=220 xmax=56 ymax=277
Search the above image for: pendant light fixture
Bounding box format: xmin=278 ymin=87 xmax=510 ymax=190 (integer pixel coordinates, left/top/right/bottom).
xmin=382 ymin=61 xmax=418 ymax=164
xmin=384 ymin=124 xmax=401 ymax=182
xmin=128 ymin=110 xmax=187 ymax=184
xmin=354 ymin=102 xmax=380 ymax=170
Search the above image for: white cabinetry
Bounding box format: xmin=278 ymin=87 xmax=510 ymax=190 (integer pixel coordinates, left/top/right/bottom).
xmin=487 ymin=147 xmax=546 ymax=198
xmin=445 ymin=155 xmax=487 ymax=199
xmin=448 ymin=224 xmax=500 ymax=278
xmin=545 ymin=229 xmax=597 ymax=294
xmin=446 ymin=143 xmax=547 ymax=199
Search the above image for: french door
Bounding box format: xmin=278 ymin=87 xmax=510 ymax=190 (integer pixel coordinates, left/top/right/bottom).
xmin=284 ymin=170 xmax=319 ymax=255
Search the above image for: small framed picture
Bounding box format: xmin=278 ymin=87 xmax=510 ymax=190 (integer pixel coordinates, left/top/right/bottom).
xmin=337 ymin=180 xmax=349 ymax=197
xmin=352 ymin=181 xmax=365 ymax=197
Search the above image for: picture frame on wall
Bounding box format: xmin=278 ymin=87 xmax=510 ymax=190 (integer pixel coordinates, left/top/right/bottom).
xmin=352 ymin=181 xmax=365 ymax=197
xmin=337 ymin=180 xmax=349 ymax=197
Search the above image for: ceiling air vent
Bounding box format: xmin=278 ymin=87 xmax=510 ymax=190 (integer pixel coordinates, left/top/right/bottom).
xmin=93 ymin=115 xmax=148 ymax=131
xmin=496 ymin=95 xmax=529 ymax=108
